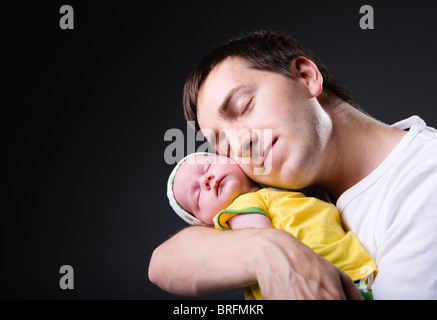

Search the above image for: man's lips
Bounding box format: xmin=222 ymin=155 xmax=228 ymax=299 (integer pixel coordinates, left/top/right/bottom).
xmin=254 ymin=138 xmax=277 ymax=168
xmin=263 ymin=138 xmax=277 ymax=159
xmin=264 ymin=138 xmax=277 ymax=165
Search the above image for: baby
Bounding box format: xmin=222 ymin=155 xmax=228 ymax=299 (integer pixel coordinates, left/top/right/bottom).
xmin=167 ymin=152 xmax=377 ymax=300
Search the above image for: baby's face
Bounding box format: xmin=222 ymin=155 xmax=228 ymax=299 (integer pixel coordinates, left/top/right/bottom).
xmin=173 ymin=154 xmax=259 ymax=225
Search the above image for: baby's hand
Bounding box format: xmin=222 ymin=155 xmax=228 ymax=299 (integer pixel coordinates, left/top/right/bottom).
xmin=229 ymin=213 xmax=273 ymax=230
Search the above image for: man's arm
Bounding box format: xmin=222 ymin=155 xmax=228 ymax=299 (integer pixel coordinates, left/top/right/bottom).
xmin=148 ymin=226 xmax=362 ymax=299
xmin=148 ymin=226 xmax=257 ymax=296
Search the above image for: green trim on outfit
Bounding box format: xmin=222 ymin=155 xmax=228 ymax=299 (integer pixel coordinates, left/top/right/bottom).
xmin=215 ymin=207 xmax=269 ymax=230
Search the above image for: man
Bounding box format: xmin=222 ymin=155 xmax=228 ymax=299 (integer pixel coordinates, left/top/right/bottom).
xmin=149 ymin=31 xmax=437 ymax=299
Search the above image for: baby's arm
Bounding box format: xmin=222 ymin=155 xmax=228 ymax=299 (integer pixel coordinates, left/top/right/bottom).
xmin=229 ymin=213 xmax=273 ymax=230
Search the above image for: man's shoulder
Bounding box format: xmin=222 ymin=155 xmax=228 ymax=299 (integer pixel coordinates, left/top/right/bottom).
xmin=394 ymin=115 xmax=437 ymax=146
xmin=400 ymin=125 xmax=437 ymax=169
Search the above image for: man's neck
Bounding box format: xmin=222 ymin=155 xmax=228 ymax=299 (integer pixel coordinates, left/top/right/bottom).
xmin=318 ymin=98 xmax=407 ymax=201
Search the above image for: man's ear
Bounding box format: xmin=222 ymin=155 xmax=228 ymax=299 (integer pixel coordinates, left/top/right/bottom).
xmin=291 ymin=57 xmax=323 ymax=97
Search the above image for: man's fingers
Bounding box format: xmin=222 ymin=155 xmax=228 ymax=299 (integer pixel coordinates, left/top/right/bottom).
xmin=340 ymin=271 xmax=364 ymax=300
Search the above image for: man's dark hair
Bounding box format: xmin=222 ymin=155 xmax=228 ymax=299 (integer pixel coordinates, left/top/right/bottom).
xmin=183 ymin=30 xmax=357 ymax=131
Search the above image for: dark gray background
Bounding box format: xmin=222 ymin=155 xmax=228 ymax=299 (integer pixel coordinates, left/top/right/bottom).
xmin=4 ymin=0 xmax=436 ymax=299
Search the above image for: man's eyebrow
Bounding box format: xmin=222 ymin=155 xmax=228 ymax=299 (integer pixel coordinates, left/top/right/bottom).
xmin=217 ymin=84 xmax=248 ymax=117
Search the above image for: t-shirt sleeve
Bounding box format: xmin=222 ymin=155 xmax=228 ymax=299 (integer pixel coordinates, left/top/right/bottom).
xmin=213 ymin=192 xmax=269 ymax=230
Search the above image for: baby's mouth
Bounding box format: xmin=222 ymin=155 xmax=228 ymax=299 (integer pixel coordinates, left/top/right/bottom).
xmin=213 ymin=176 xmax=224 ymax=196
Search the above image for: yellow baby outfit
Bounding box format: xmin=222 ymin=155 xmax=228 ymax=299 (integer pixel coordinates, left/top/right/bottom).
xmin=213 ymin=189 xmax=377 ymax=300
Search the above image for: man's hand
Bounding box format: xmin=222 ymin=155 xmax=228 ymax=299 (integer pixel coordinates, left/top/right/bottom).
xmin=149 ymin=227 xmax=362 ymax=299
xmin=251 ymin=228 xmax=363 ymax=299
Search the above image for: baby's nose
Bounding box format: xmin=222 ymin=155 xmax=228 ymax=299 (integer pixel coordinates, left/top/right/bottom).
xmin=200 ymin=174 xmax=214 ymax=190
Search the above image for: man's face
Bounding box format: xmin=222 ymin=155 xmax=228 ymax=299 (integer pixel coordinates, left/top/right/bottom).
xmin=197 ymin=57 xmax=332 ymax=190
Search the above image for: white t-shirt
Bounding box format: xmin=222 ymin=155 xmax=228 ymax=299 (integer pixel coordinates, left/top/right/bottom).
xmin=337 ymin=116 xmax=437 ymax=300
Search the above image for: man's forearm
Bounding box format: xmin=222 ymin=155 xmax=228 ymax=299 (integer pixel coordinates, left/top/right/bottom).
xmin=148 ymin=226 xmax=258 ymax=296
xmin=149 ymin=226 xmax=362 ymax=299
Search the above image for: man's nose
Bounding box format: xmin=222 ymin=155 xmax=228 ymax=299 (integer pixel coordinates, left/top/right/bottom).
xmin=227 ymin=129 xmax=256 ymax=158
